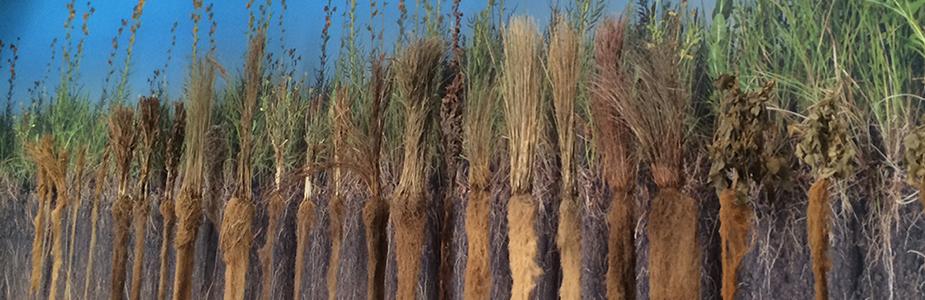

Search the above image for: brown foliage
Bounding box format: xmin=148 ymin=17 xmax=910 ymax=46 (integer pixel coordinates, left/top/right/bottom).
xmin=132 ymin=96 xmax=161 ymax=300
xmin=719 ymin=189 xmax=753 ymax=300
xmin=109 ymin=106 xmax=136 ymax=300
xmin=807 ymin=178 xmax=830 ymax=300
xmin=647 ymin=188 xmax=700 ymax=299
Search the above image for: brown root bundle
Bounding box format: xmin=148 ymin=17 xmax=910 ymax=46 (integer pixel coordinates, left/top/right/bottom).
xmin=507 ymin=194 xmax=541 ymax=299
xmin=807 ymin=178 xmax=830 ymax=300
xmin=109 ymin=105 xmax=136 ymax=300
xmin=548 ymin=16 xmax=581 ymax=300
xmin=172 ymin=188 xmax=203 ymax=300
xmin=362 ymin=196 xmax=388 ymax=300
xmin=605 ymin=187 xmax=635 ymax=300
xmin=31 ymin=139 xmax=69 ymax=300
xmin=556 ymin=198 xmax=581 ymax=299
xmin=719 ymin=189 xmax=753 ymax=300
xmin=158 ymin=102 xmax=185 ymax=300
xmin=293 ymin=196 xmax=316 ymax=299
xmin=904 ymin=123 xmax=925 ymax=209
xmin=647 ymin=188 xmax=700 ymax=299
xmin=393 ymin=190 xmax=428 ymax=300
xmin=83 ymin=149 xmax=110 ymax=300
xmin=220 ymin=197 xmax=255 ymax=300
xmin=259 ymin=191 xmax=285 ymax=300
xmin=29 ymin=163 xmax=49 ymax=297
xmin=111 ymin=194 xmax=133 ymax=300
xmin=463 ymin=189 xmax=491 ymax=299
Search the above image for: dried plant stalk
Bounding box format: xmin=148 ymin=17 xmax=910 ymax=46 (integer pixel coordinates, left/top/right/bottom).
xmin=131 ymin=96 xmax=161 ymax=300
xmin=83 ymin=149 xmax=110 ymax=300
xmin=590 ymin=17 xmax=637 ymax=300
xmin=157 ymin=102 xmax=185 ymax=300
xmin=174 ymin=59 xmax=215 ymax=300
xmin=548 ymin=16 xmax=581 ymax=300
xmin=222 ymin=28 xmax=265 ymax=300
xmin=109 ymin=106 xmax=137 ymax=300
xmin=391 ymin=37 xmax=444 ymax=300
xmin=501 ymin=17 xmax=544 ymax=299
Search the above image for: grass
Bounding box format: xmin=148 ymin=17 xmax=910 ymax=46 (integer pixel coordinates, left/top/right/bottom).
xmin=2 ymin=1 xmax=925 ymax=299
xmin=501 ymin=16 xmax=544 ymax=299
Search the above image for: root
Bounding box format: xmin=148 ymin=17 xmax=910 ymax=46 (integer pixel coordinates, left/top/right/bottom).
xmin=326 ymin=194 xmax=344 ymax=300
xmin=463 ymin=189 xmax=491 ymax=299
xmin=719 ymin=189 xmax=753 ymax=300
xmin=111 ymin=195 xmax=132 ymax=300
xmin=393 ymin=192 xmax=427 ymax=300
xmin=647 ymin=188 xmax=700 ymax=299
xmin=258 ymin=191 xmax=285 ymax=300
xmin=557 ymin=197 xmax=581 ymax=300
xmin=49 ymin=200 xmax=67 ymax=300
xmin=220 ymin=197 xmax=255 ymax=300
xmin=157 ymin=198 xmax=175 ymax=300
xmin=130 ymin=199 xmax=150 ymax=300
xmin=363 ymin=198 xmax=388 ymax=300
xmin=294 ymin=199 xmax=316 ymax=299
xmin=172 ymin=189 xmax=202 ymax=300
xmin=30 ymin=170 xmax=48 ymax=297
xmin=606 ymin=188 xmax=635 ymax=300
xmin=808 ymin=178 xmax=830 ymax=300
xmin=507 ymin=193 xmax=541 ymax=300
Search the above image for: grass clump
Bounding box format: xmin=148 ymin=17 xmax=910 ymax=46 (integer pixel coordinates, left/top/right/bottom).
xmin=501 ymin=17 xmax=545 ymax=300
xmin=157 ymin=102 xmax=185 ymax=300
xmin=590 ymin=16 xmax=637 ymax=300
xmin=220 ymin=27 xmax=266 ymax=300
xmin=390 ymin=37 xmax=444 ymax=300
xmin=462 ymin=4 xmax=499 ymax=298
xmin=108 ymin=106 xmax=136 ymax=300
xmin=708 ymin=76 xmax=775 ymax=300
xmin=131 ymin=96 xmax=160 ymax=300
xmin=547 ymin=16 xmax=582 ymax=300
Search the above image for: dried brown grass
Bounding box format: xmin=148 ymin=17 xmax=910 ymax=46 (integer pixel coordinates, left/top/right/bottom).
xmin=391 ymin=37 xmax=444 ymax=300
xmin=501 ymin=17 xmax=544 ymax=300
xmin=222 ymin=28 xmax=266 ymax=300
xmin=548 ymin=16 xmax=581 ymax=300
xmin=807 ymin=178 xmax=830 ymax=300
xmin=109 ymin=106 xmax=137 ymax=300
xmin=361 ymin=56 xmax=391 ymax=300
xmin=46 ymin=142 xmax=69 ymax=300
xmin=131 ymin=96 xmax=161 ymax=300
xmin=174 ymin=58 xmax=215 ymax=300
xmin=611 ymin=17 xmax=698 ymax=298
xmin=590 ymin=17 xmax=637 ymax=300
xmin=157 ymin=102 xmax=185 ymax=300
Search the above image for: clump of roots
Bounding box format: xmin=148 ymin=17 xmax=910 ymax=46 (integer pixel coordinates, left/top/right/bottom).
xmin=904 ymin=124 xmax=925 ymax=209
xmin=220 ymin=197 xmax=255 ymax=300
